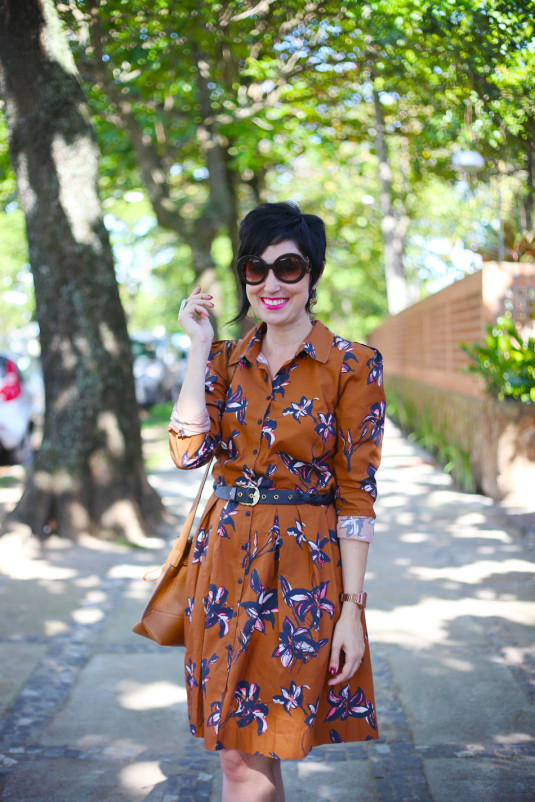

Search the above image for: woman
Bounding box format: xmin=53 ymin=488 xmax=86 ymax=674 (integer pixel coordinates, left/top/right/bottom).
xmin=169 ymin=201 xmax=385 ymax=801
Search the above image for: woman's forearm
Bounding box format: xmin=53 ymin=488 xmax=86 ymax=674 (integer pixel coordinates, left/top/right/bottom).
xmin=174 ymin=339 xmax=212 ymax=423
xmin=339 ymin=538 xmax=369 ymax=597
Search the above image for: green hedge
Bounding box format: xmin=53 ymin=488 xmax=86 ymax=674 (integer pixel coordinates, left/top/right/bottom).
xmin=386 ymin=382 xmax=476 ymax=493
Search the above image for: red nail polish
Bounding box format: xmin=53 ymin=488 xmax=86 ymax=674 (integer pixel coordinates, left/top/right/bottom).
xmin=329 ymin=667 xmax=337 ymax=675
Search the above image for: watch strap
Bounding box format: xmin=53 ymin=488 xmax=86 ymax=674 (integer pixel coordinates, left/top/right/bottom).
xmin=340 ymin=591 xmax=367 ymax=609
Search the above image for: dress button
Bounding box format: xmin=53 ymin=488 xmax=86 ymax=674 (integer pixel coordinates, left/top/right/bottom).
xmin=266 ymin=395 xmax=271 ymax=401
xmin=253 ymin=449 xmax=258 ymax=455
xmin=257 ymin=418 xmax=262 ymax=425
xmin=245 ymin=510 xmax=250 ymax=517
xmin=237 ymin=578 xmax=242 ymax=584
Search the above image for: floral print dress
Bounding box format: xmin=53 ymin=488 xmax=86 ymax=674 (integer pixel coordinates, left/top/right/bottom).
xmin=169 ymin=320 xmax=385 ymax=759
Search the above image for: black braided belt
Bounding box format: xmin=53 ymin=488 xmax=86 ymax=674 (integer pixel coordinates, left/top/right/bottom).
xmin=214 ymin=484 xmax=334 ymax=507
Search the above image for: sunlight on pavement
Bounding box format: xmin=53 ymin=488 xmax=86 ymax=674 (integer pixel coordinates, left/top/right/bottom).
xmin=408 ymin=558 xmax=535 ymax=583
xmin=43 ymin=619 xmax=69 ymax=636
xmin=0 ymin=533 xmax=77 ymax=580
xmin=117 ymin=679 xmax=187 ymax=711
xmin=370 ymin=596 xmax=533 ymax=649
xmin=71 ymin=607 xmax=105 ymax=625
xmin=108 ymin=563 xmax=156 ymax=579
xmin=118 ymin=761 xmax=167 ymax=797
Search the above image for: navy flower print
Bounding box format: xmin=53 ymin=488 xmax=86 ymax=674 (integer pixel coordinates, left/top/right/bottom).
xmin=185 ymin=658 xmax=198 ymax=689
xmin=341 ymin=351 xmax=359 ymax=373
xmin=204 ymin=585 xmax=236 ymax=637
xmin=217 ymin=504 xmax=237 ymax=539
xmin=241 ymin=570 xmax=278 ymax=636
xmin=271 ymin=365 xmax=296 ymax=396
xmin=185 ymin=596 xmax=195 ymax=624
xmin=314 ymin=412 xmax=336 ymax=442
xmin=201 ymin=653 xmax=219 ymax=697
xmin=324 ymin=684 xmax=377 ymax=729
xmin=358 ymin=400 xmax=385 ymax=447
xmin=340 ymin=428 xmax=357 ymax=472
xmin=283 ymin=396 xmax=318 ymax=422
xmin=366 ymin=351 xmax=383 ymax=385
xmin=280 ymin=577 xmax=335 ymax=631
xmin=304 ymin=696 xmax=320 ymax=727
xmin=360 ymin=464 xmax=378 ymax=499
xmin=273 ymin=681 xmax=309 ymax=715
xmin=329 ymin=729 xmax=343 ymax=743
xmin=261 ymin=419 xmax=277 ymax=447
xmin=272 ymin=617 xmax=328 ymax=668
xmin=193 ymin=525 xmax=210 ymax=563
xmin=206 ymin=699 xmax=222 ymax=732
xmin=220 ymin=430 xmax=240 ymax=464
xmin=225 ymin=385 xmax=248 ymax=424
xmin=305 ymin=534 xmax=331 ymax=568
xmin=230 ymin=681 xmax=269 ymax=735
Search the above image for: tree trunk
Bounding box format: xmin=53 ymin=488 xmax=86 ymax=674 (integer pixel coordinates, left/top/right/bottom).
xmin=372 ymin=87 xmax=410 ymax=315
xmin=0 ymin=0 xmax=162 ymax=540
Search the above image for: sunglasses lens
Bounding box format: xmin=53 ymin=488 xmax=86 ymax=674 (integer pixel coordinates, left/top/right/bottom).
xmin=276 ymin=255 xmax=306 ymax=282
xmin=242 ymin=257 xmax=266 ymax=284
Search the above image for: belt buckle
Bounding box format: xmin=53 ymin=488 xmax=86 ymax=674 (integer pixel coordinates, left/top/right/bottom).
xmin=238 ymin=485 xmax=260 ymax=506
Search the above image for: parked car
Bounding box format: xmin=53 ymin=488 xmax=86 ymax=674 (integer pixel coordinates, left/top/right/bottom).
xmin=0 ymin=353 xmax=34 ymax=465
xmin=131 ymin=333 xmax=189 ymax=408
xmin=131 ymin=339 xmax=167 ymax=408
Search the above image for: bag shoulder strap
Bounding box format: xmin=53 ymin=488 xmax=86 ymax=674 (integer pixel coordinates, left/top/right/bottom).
xmin=167 ymin=458 xmax=212 ymax=567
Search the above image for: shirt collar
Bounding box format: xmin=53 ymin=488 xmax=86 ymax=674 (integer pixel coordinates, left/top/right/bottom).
xmin=228 ymin=319 xmax=334 ymax=366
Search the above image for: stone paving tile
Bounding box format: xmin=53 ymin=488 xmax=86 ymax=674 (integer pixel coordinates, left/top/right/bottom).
xmin=0 ymin=576 xmax=128 ymax=745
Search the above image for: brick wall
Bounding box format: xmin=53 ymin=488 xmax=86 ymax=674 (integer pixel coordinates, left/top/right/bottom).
xmin=367 ymin=262 xmax=535 ymax=399
xmin=368 ymin=262 xmax=535 ymax=502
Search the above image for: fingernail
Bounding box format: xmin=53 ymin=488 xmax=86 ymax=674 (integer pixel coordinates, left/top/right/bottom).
xmin=329 ymin=666 xmax=337 ymax=675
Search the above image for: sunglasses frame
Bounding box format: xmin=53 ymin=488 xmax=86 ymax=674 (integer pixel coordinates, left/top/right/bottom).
xmin=237 ymin=253 xmax=311 ymax=285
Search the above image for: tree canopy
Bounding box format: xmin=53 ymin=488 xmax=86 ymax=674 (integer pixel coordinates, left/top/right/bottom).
xmin=1 ymin=0 xmax=533 ymax=341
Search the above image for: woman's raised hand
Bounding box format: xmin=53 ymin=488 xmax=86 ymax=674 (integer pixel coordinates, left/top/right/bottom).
xmin=178 ymin=285 xmax=214 ymax=345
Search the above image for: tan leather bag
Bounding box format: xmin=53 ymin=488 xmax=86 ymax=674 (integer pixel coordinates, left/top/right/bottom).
xmin=132 ymin=459 xmax=212 ymax=646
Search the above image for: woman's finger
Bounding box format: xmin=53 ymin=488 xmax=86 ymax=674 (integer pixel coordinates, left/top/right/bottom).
xmin=179 ymin=297 xmax=213 ymax=319
xmin=329 ymin=642 xmax=341 ymax=679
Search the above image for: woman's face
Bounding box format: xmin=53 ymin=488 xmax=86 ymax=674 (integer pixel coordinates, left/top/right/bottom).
xmin=245 ymin=239 xmax=312 ymax=329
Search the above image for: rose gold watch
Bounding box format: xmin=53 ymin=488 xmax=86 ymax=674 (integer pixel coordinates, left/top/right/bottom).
xmin=340 ymin=591 xmax=367 ymax=609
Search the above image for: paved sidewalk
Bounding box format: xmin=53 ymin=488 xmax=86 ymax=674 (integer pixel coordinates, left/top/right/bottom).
xmin=0 ymin=418 xmax=533 ymax=801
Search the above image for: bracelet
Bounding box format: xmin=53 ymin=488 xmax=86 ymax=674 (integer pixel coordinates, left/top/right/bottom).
xmin=340 ymin=592 xmax=367 ymax=609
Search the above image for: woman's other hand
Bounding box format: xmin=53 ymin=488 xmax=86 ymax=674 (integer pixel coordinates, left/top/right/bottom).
xmin=178 ymin=285 xmax=214 ymax=345
xmin=328 ymin=604 xmax=365 ymax=685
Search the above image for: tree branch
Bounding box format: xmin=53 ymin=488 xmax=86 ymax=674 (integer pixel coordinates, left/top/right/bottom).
xmin=87 ymin=0 xmax=186 ymax=236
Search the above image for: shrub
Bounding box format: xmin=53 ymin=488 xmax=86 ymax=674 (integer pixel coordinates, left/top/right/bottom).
xmin=461 ymin=316 xmax=535 ymax=403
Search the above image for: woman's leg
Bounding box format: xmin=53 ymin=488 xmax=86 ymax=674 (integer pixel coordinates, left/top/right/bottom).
xmin=273 ymin=757 xmax=286 ymax=802
xmin=220 ymin=749 xmax=285 ymax=802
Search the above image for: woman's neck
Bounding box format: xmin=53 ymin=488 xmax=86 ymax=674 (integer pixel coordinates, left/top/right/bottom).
xmin=262 ymin=317 xmax=314 ymax=360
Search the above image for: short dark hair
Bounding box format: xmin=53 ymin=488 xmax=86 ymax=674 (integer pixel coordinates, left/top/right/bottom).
xmin=231 ymin=201 xmax=326 ymax=324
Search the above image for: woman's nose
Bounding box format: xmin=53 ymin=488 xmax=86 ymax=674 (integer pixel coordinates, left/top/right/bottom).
xmin=263 ymin=268 xmax=280 ymax=291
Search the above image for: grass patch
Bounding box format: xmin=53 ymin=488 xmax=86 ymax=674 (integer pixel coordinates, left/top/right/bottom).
xmin=141 ymin=402 xmax=174 ymax=429
xmin=386 ymin=384 xmax=476 ymax=493
xmin=0 ymin=473 xmax=22 ymax=488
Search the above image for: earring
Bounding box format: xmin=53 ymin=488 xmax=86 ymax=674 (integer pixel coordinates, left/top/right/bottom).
xmin=309 ymin=288 xmax=318 ymax=307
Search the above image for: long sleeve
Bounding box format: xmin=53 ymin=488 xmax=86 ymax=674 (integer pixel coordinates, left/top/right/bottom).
xmin=333 ymin=346 xmax=386 ymax=537
xmin=169 ymin=340 xmax=235 ymax=470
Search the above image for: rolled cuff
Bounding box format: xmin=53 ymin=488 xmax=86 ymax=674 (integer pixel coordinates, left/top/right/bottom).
xmin=169 ymin=404 xmax=210 ymax=436
xmin=337 ymin=515 xmax=375 ymax=543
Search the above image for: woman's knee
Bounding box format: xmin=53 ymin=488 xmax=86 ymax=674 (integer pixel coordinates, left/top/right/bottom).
xmin=219 ymin=749 xmax=272 ymax=784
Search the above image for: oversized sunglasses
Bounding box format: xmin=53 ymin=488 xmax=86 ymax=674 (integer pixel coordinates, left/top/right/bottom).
xmin=237 ymin=253 xmax=310 ymax=285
